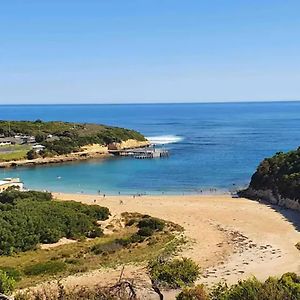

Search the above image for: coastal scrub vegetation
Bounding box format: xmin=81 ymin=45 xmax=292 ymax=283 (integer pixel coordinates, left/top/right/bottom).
xmin=0 ymin=269 xmax=15 ymax=295
xmin=0 ymin=190 xmax=110 ymax=255
xmin=239 ymin=147 xmax=300 ymax=203
xmin=148 ymin=257 xmax=200 ymax=288
xmin=176 ymin=272 xmax=300 ymax=300
xmin=11 ymin=272 xmax=300 ymax=300
xmin=0 ymin=120 xmax=146 ymax=159
xmin=0 ymin=211 xmax=182 ymax=289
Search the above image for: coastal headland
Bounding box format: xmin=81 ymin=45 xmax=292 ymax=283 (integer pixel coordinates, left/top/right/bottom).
xmin=0 ymin=140 xmax=149 ymax=168
xmin=52 ymin=193 xmax=300 ymax=293
xmin=0 ymin=120 xmax=150 ymax=168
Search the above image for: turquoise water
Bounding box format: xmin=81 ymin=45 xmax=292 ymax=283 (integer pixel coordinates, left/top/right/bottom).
xmin=1 ymin=102 xmax=300 ymax=194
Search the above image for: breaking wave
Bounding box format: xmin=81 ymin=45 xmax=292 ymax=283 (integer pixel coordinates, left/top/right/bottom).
xmin=146 ymin=135 xmax=184 ymax=145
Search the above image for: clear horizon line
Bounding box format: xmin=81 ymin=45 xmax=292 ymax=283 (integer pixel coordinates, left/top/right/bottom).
xmin=1 ymin=99 xmax=300 ymax=106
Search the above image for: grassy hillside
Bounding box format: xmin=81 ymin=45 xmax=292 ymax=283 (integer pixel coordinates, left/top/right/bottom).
xmin=0 ymin=120 xmax=145 ymax=142
xmin=239 ymin=147 xmax=300 ymax=203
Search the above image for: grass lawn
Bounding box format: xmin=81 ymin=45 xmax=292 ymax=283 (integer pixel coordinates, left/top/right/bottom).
xmin=0 ymin=145 xmax=31 ymax=162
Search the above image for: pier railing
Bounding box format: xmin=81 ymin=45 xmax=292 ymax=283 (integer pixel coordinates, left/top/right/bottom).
xmin=109 ymin=147 xmax=169 ymax=159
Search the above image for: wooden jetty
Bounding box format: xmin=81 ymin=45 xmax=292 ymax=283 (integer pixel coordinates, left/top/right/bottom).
xmin=109 ymin=147 xmax=169 ymax=159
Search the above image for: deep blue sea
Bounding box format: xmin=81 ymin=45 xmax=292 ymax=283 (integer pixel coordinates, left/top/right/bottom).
xmin=1 ymin=102 xmax=300 ymax=195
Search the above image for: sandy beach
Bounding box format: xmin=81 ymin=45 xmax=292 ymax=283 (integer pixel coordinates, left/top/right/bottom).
xmin=52 ymin=193 xmax=300 ymax=295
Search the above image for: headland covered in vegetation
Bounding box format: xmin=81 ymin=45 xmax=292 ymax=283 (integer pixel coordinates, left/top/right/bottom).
xmin=0 ymin=120 xmax=149 ymax=168
xmin=239 ymin=147 xmax=300 ymax=212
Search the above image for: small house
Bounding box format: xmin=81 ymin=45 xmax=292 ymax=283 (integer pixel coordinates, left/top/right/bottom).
xmin=0 ymin=178 xmax=24 ymax=193
xmin=32 ymin=144 xmax=45 ymax=153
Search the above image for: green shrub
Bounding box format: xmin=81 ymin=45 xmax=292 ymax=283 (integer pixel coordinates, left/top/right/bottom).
xmin=0 ymin=270 xmax=16 ymax=294
xmin=138 ymin=217 xmax=165 ymax=231
xmin=0 ymin=190 xmax=110 ymax=255
xmin=149 ymin=258 xmax=200 ymax=288
xmin=125 ymin=219 xmax=136 ymax=227
xmin=26 ymin=149 xmax=38 ymax=160
xmin=91 ymin=241 xmax=122 ymax=255
xmin=137 ymin=227 xmax=154 ymax=237
xmin=87 ymin=227 xmax=103 ymax=238
xmin=115 ymin=237 xmax=132 ymax=247
xmin=207 ymin=273 xmax=300 ymax=300
xmin=24 ymin=261 xmax=66 ymax=276
xmin=0 ymin=266 xmax=22 ymax=281
xmin=176 ymin=284 xmax=209 ymax=300
xmin=223 ymin=277 xmax=262 ymax=300
xmin=129 ymin=234 xmax=145 ymax=243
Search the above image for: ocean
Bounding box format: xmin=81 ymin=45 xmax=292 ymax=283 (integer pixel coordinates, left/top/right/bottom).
xmin=1 ymin=102 xmax=300 ymax=195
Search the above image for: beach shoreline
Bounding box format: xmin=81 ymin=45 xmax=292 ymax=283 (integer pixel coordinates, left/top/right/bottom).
xmin=52 ymin=193 xmax=300 ymax=288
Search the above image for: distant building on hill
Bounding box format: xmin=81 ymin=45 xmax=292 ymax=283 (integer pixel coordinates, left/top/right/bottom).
xmin=0 ymin=137 xmax=17 ymax=146
xmin=0 ymin=178 xmax=24 ymax=193
xmin=0 ymin=139 xmax=12 ymax=146
xmin=0 ymin=135 xmax=37 ymax=146
xmin=32 ymin=144 xmax=45 ymax=153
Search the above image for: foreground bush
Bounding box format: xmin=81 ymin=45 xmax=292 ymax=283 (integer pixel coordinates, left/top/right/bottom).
xmin=114 ymin=215 xmax=167 ymax=247
xmin=176 ymin=284 xmax=209 ymax=300
xmin=137 ymin=217 xmax=165 ymax=232
xmin=176 ymin=272 xmax=300 ymax=300
xmin=15 ymin=280 xmax=137 ymax=300
xmin=0 ymin=267 xmax=22 ymax=282
xmin=149 ymin=258 xmax=200 ymax=288
xmin=11 ymin=272 xmax=300 ymax=300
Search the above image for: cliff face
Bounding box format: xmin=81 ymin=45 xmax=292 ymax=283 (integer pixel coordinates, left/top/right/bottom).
xmin=240 ymin=187 xmax=300 ymax=212
xmin=239 ymin=148 xmax=300 ymax=212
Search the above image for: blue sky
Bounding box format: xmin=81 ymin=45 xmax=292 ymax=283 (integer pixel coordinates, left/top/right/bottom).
xmin=1 ymin=0 xmax=300 ymax=104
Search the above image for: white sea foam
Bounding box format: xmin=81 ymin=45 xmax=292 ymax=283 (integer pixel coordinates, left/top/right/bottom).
xmin=146 ymin=135 xmax=183 ymax=145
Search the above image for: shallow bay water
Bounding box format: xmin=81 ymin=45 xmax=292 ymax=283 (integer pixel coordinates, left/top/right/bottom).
xmin=1 ymin=102 xmax=300 ymax=194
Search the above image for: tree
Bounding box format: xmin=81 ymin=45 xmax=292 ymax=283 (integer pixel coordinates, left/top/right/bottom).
xmin=26 ymin=150 xmax=38 ymax=160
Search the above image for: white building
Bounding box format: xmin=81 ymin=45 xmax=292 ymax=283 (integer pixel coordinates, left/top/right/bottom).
xmin=32 ymin=144 xmax=45 ymax=153
xmin=0 ymin=140 xmax=12 ymax=146
xmin=0 ymin=178 xmax=24 ymax=193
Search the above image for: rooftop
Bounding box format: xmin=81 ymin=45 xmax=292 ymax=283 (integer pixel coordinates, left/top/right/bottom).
xmin=0 ymin=178 xmax=22 ymax=186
